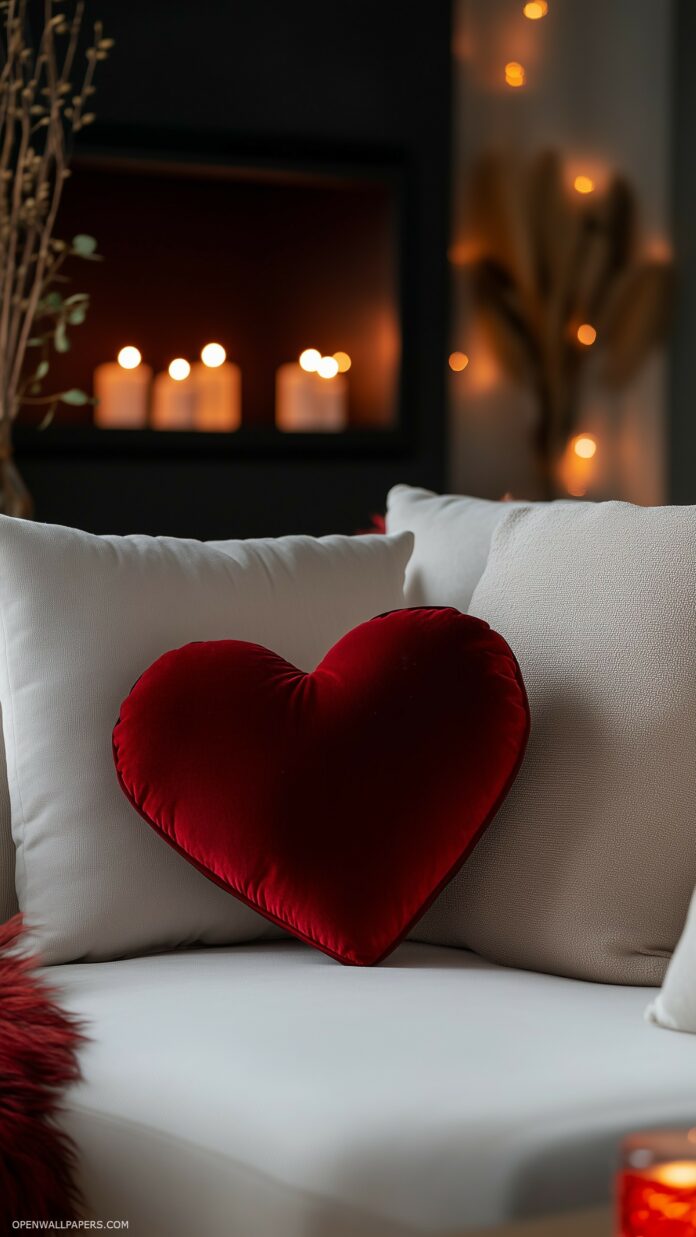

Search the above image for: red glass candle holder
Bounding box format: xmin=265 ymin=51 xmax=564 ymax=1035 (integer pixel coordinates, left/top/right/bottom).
xmin=619 ymin=1131 xmax=696 ymax=1236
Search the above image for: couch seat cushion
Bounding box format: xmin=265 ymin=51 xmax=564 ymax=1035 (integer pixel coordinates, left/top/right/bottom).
xmin=52 ymin=943 xmax=694 ymax=1237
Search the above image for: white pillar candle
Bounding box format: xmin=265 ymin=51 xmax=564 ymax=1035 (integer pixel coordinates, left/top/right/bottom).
xmin=275 ymin=362 xmax=348 ymax=432
xmin=151 ymin=359 xmax=197 ymax=430
xmin=192 ymin=344 xmax=241 ymax=431
xmin=94 ymin=347 xmax=151 ymax=428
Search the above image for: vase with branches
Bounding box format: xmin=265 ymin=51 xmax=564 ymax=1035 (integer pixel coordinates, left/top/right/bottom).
xmin=0 ymin=0 xmax=112 ymax=517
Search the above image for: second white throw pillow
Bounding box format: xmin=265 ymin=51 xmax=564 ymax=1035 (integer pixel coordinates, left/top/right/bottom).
xmin=386 ymin=484 xmax=529 ymax=611
xmin=411 ymin=500 xmax=696 ymax=985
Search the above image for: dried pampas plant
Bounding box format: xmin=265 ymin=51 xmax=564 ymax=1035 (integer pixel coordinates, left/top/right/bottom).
xmin=466 ymin=150 xmax=672 ymax=498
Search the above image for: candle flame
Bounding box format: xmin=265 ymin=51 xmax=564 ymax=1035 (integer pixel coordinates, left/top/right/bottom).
xmin=117 ymin=346 xmax=142 ymax=370
xmin=449 ymin=351 xmax=469 ymax=372
xmin=333 ymin=351 xmax=352 ymax=373
xmin=299 ymin=348 xmax=321 ymax=373
xmin=168 ymin=358 xmax=191 ymax=382
xmin=574 ymin=174 xmax=595 ymax=195
xmin=651 ymin=1162 xmax=696 ymax=1189
xmin=317 ymin=356 xmax=339 ymax=380
xmin=201 ymin=343 xmax=226 ymax=368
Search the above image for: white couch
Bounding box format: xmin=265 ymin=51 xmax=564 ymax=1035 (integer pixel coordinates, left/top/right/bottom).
xmin=0 ymin=497 xmax=693 ymax=1236
xmin=40 ymin=941 xmax=691 ymax=1237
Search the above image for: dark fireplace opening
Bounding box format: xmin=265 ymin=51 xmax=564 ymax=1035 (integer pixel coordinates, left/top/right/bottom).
xmin=30 ymin=141 xmax=403 ymax=443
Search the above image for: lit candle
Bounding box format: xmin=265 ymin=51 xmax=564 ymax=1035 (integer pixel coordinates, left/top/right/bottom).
xmin=275 ymin=349 xmax=348 ymax=432
xmin=151 ymin=358 xmax=196 ymax=430
xmin=191 ymin=343 xmax=241 ymax=432
xmin=620 ymin=1131 xmax=696 ymax=1237
xmin=94 ymin=347 xmax=151 ymax=428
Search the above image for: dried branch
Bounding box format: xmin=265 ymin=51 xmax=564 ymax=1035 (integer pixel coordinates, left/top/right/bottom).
xmin=0 ymin=1 xmax=112 ymax=423
xmin=463 ymin=149 xmax=672 ymax=495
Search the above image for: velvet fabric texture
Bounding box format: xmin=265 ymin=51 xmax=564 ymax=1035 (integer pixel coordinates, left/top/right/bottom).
xmin=113 ymin=607 xmax=530 ymax=966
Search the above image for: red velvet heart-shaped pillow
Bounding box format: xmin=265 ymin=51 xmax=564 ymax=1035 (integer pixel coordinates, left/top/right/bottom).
xmin=113 ymin=607 xmax=529 ymax=965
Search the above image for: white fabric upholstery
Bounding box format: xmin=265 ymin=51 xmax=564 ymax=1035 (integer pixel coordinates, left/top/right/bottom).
xmin=411 ymin=500 xmax=696 ymax=985
xmin=385 ymin=485 xmax=529 ymax=611
xmin=52 ymin=942 xmax=692 ymax=1237
xmin=0 ymin=518 xmax=411 ymax=963
xmin=647 ymin=886 xmax=696 ymax=1033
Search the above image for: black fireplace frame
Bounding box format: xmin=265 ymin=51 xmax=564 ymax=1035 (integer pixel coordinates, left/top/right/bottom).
xmin=15 ymin=125 xmax=415 ymax=463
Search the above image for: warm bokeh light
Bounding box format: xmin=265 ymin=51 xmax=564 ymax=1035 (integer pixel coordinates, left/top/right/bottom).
xmin=573 ymin=174 xmax=595 ymax=195
xmin=523 ymin=1 xmax=548 ymax=18
xmin=561 ymin=432 xmax=598 ymax=496
xmin=448 ymin=240 xmax=480 ymax=267
xmin=168 ymin=358 xmax=191 ymax=382
xmin=576 ymin=322 xmax=597 ymax=346
xmin=117 ymin=346 xmax=142 ymax=370
xmin=299 ymin=348 xmax=321 ymax=373
xmin=200 ymin=342 xmax=226 ymax=368
xmin=505 ymin=62 xmax=526 ymax=88
xmin=333 ymin=351 xmax=352 ymax=373
xmin=317 ymin=355 xmax=339 ymax=379
xmin=572 ymin=433 xmax=597 ymax=460
xmin=449 ymin=351 xmax=469 ymax=372
xmin=645 ymin=234 xmax=673 ymax=262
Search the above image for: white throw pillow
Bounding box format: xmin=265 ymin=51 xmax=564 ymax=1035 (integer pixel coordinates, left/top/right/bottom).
xmin=647 ymin=890 xmax=696 ymax=1032
xmin=410 ymin=500 xmax=696 ymax=985
xmin=0 ymin=517 xmax=412 ymax=964
xmin=386 ymin=484 xmax=529 ymax=610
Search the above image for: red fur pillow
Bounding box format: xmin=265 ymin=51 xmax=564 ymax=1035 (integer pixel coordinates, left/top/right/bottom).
xmin=0 ymin=916 xmax=84 ymax=1227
